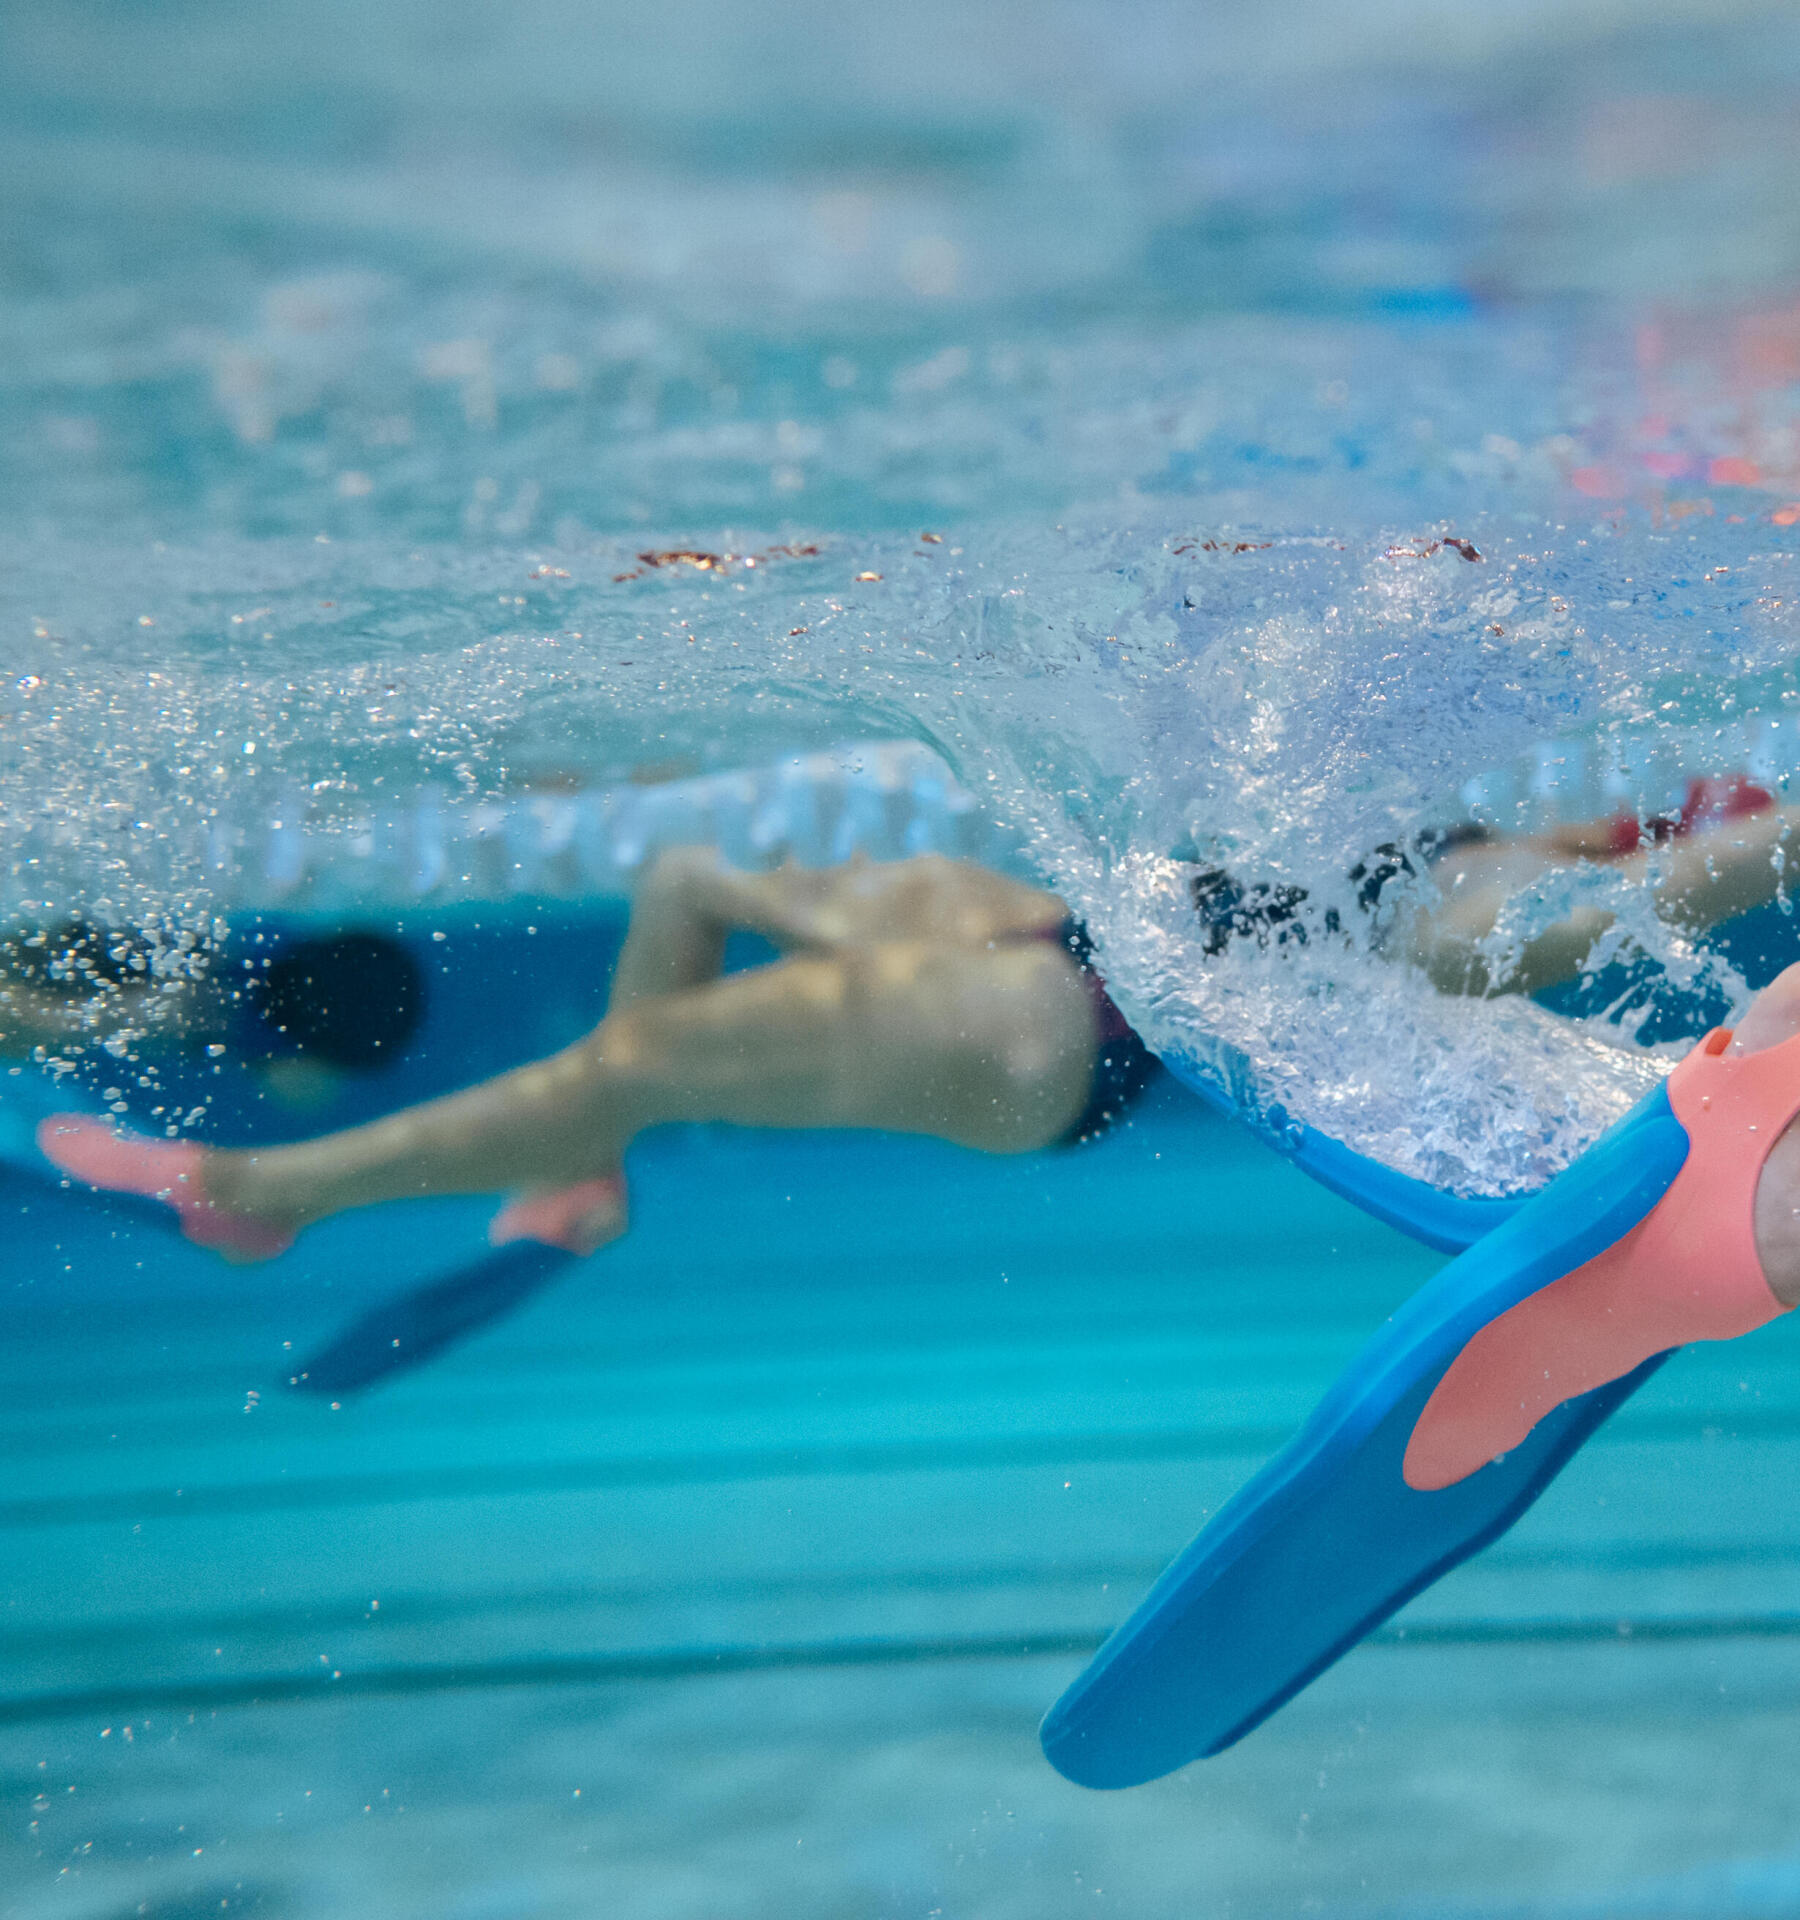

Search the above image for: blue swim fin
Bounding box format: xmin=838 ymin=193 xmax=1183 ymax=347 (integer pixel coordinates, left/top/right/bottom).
xmin=1041 ymin=1081 xmax=1692 ymax=1788
xmin=1160 ymin=1052 xmax=1528 ymax=1254
xmin=0 ymin=1077 xmax=580 ymax=1398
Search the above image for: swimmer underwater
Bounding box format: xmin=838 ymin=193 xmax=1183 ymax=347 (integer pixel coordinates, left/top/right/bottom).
xmin=36 ymin=849 xmax=1154 ymax=1259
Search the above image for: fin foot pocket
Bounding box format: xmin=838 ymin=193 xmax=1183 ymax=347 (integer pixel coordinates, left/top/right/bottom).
xmin=36 ymin=1115 xmax=294 ymax=1259
xmin=1406 ymin=1025 xmax=1797 ymax=1490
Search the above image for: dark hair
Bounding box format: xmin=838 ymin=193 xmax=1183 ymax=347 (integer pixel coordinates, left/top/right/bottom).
xmin=256 ymin=932 xmax=425 ymax=1071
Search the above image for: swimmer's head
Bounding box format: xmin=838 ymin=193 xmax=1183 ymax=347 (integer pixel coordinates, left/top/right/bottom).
xmin=251 ymin=932 xmax=425 ymax=1072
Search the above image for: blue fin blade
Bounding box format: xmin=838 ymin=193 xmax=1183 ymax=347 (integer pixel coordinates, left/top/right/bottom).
xmin=1041 ymin=1081 xmax=1691 ymax=1788
xmin=1284 ymin=1123 xmax=1525 ymax=1253
xmin=286 ymin=1243 xmax=575 ymax=1396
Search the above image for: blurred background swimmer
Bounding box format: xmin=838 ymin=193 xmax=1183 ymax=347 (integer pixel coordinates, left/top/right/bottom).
xmin=0 ymin=919 xmax=427 ymax=1107
xmin=1195 ymin=771 xmax=1794 ymax=1000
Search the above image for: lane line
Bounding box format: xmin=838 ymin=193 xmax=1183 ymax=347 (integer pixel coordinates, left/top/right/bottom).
xmin=12 ymin=1537 xmax=1800 ymax=1655
xmin=8 ymin=1612 xmax=1800 ymax=1728
xmin=5 ymin=1404 xmax=1798 ymax=1530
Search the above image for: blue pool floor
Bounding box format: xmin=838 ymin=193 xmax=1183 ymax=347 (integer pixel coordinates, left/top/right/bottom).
xmin=9 ymin=1080 xmax=1800 ymax=1918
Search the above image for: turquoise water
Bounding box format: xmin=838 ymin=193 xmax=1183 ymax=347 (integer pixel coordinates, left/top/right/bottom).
xmin=6 ymin=0 xmax=1800 ymax=1189
xmin=8 ymin=0 xmax=1800 ymax=1912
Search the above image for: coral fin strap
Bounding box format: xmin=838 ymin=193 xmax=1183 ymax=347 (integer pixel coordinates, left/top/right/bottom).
xmin=1404 ymin=1026 xmax=1800 ymax=1490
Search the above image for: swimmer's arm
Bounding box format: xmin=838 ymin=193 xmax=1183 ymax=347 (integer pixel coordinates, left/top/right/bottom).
xmin=0 ymin=980 xmax=198 ymax=1059
xmin=1397 ymin=872 xmax=1617 ymax=998
xmin=1402 ymin=808 xmax=1800 ymax=998
xmin=1649 ymin=806 xmax=1800 ymax=932
xmin=1535 ymin=807 xmax=1800 ymax=942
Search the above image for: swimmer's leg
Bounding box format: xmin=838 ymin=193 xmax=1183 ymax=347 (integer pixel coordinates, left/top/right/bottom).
xmin=495 ymin=849 xmax=1056 ymax=1248
xmin=602 ymin=845 xmax=944 ymax=1004
xmin=32 ymin=1125 xmax=299 ymax=1260
xmin=488 ymin=1175 xmax=628 ymax=1255
xmin=484 ymin=846 xmax=971 ymax=1248
xmin=1403 ymin=963 xmax=1800 ymax=1490
xmin=486 ymin=847 xmax=753 ymax=1248
xmin=44 ymin=940 xmax=1096 ymax=1253
xmin=616 ymin=847 xmax=1067 ymax=970
xmin=604 ymin=846 xmax=752 ymax=1010
xmin=495 ymin=846 xmax=941 ymax=1244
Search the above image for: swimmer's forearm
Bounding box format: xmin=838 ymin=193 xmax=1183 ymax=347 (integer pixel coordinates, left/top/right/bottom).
xmin=1409 ymin=810 xmax=1800 ymax=998
xmin=1394 ymin=849 xmax=1601 ymax=996
xmin=1406 ymin=902 xmax=1618 ymax=999
xmin=0 ymin=983 xmax=160 ymax=1055
xmin=1650 ymin=809 xmax=1797 ymax=932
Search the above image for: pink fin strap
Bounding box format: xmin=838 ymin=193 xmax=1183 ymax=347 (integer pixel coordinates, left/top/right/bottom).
xmin=1403 ymin=1025 xmax=1800 ymax=1491
xmin=36 ymin=1114 xmax=294 ymax=1260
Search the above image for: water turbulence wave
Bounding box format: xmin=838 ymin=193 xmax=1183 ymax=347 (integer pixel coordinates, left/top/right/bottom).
xmin=3 ymin=510 xmax=1797 ymax=1200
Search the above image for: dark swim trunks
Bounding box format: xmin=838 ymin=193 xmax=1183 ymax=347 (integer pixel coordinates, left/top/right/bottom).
xmin=1052 ymin=920 xmax=1161 ymax=1146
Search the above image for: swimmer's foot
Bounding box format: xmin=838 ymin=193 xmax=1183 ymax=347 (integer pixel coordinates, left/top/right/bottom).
xmin=489 ymin=1173 xmax=627 ymax=1256
xmin=37 ymin=1116 xmax=297 ymax=1262
xmin=1404 ymin=965 xmax=1800 ymax=1491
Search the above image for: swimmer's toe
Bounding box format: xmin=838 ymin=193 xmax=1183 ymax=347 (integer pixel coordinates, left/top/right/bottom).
xmin=36 ymin=1115 xmax=294 ymax=1260
xmin=489 ymin=1175 xmax=627 ymax=1255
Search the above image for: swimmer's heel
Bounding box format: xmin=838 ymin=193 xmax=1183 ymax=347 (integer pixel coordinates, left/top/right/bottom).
xmin=287 ymin=1243 xmax=574 ymax=1396
xmin=1040 ymin=1082 xmax=1690 ymax=1790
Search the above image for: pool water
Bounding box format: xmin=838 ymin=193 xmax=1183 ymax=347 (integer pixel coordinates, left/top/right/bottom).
xmin=8 ymin=0 xmax=1800 ymax=1912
